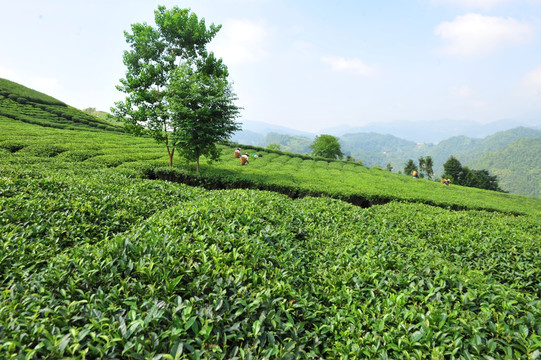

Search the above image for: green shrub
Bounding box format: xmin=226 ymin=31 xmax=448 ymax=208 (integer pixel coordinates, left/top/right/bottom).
xmin=1 ymin=115 xmax=541 ymax=358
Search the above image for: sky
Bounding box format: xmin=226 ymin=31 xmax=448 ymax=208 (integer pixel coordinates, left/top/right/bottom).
xmin=1 ymin=0 xmax=540 ymax=133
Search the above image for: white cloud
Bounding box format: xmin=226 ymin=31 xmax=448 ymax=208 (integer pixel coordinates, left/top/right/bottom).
xmin=431 ymin=0 xmax=509 ymax=10
xmin=435 ymin=13 xmax=533 ymax=57
xmin=451 ymin=85 xmax=474 ymax=98
xmin=211 ymin=19 xmax=271 ymax=65
xmin=321 ymin=56 xmax=374 ymax=76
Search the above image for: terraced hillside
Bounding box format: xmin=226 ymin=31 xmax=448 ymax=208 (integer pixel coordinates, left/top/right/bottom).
xmin=0 ymin=78 xmax=122 ymax=132
xmin=1 ymin=83 xmax=540 ymax=358
xmin=146 ymin=146 xmax=541 ymax=216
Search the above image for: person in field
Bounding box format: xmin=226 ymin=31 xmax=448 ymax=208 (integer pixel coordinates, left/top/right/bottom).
xmin=234 ymin=148 xmax=241 ymax=158
xmin=240 ymin=152 xmax=249 ymax=165
xmin=412 ymin=170 xmax=419 ymax=178
xmin=441 ymin=178 xmax=450 ymax=186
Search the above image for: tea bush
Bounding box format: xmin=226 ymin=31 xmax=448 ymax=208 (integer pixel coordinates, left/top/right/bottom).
xmin=1 ymin=181 xmax=540 ymax=358
xmin=1 ymin=112 xmax=541 ymax=358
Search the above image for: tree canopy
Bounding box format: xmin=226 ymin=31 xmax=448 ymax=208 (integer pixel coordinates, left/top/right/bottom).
xmin=310 ymin=134 xmax=343 ymax=160
xmin=443 ymin=156 xmax=463 ymax=182
xmin=167 ymin=53 xmax=240 ymax=172
xmin=112 ymin=6 xmax=239 ymax=170
xmin=418 ymin=156 xmax=434 ymax=179
xmin=404 ymin=159 xmax=418 ymax=176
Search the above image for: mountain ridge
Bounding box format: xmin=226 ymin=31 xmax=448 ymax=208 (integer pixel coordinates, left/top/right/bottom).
xmin=235 ymin=118 xmax=539 ymax=144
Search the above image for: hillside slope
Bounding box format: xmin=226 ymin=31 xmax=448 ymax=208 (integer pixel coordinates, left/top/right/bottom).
xmin=261 ymin=132 xmax=312 ymax=154
xmin=455 ymin=127 xmax=541 ymax=165
xmin=471 ymin=137 xmax=541 ymax=197
xmin=1 ymin=113 xmax=540 ymax=358
xmin=0 ymin=78 xmax=122 ymax=132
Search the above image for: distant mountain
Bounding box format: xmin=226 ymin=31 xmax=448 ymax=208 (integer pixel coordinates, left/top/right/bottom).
xmin=423 ymin=127 xmax=541 ymax=176
xmin=339 ymin=132 xmax=429 ymax=168
xmin=235 ymin=118 xmax=536 ymax=145
xmin=457 ymin=127 xmax=541 ymax=164
xmin=231 ymin=120 xmax=315 ymax=153
xmin=236 ymin=120 xmax=315 ymax=138
xmin=230 ymin=129 xmax=264 ymax=146
xmin=321 ymin=119 xmax=532 ymax=143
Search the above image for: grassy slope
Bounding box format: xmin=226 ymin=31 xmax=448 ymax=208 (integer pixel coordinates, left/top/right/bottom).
xmin=2 ymin=114 xmax=540 ymax=216
xmin=1 ymin=106 xmax=541 ymax=357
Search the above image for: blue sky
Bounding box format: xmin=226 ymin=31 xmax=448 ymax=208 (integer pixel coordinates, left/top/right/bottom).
xmin=1 ymin=0 xmax=540 ymax=133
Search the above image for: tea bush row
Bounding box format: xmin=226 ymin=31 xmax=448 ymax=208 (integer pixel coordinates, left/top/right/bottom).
xmin=143 ymin=149 xmax=541 ymax=216
xmin=1 ymin=118 xmax=541 ymax=358
xmin=2 ymin=114 xmax=539 ymax=216
xmin=1 ymin=177 xmax=540 ymax=358
xmin=0 ymin=164 xmax=205 ymax=289
xmin=0 ymin=95 xmax=121 ymax=132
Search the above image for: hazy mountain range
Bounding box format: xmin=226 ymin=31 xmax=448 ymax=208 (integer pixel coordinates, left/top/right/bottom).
xmin=236 ymin=119 xmax=540 ymax=144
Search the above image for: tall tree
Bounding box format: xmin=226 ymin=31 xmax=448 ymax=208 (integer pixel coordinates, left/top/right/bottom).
xmin=461 ymin=167 xmax=503 ymax=192
xmin=418 ymin=156 xmax=426 ymax=178
xmin=443 ymin=156 xmax=463 ymax=183
xmin=167 ymin=53 xmax=241 ymax=172
xmin=404 ymin=159 xmax=417 ymax=176
xmin=112 ymin=6 xmax=221 ymax=167
xmin=310 ymin=134 xmax=343 ymax=160
xmin=472 ymin=169 xmax=503 ymax=192
xmin=424 ymin=156 xmax=434 ymax=179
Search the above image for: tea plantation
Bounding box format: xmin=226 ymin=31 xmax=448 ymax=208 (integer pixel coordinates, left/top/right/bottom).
xmin=1 ymin=83 xmax=540 ymax=358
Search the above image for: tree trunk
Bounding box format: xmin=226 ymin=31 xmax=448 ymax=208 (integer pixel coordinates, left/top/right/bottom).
xmin=165 ymin=132 xmax=174 ymax=167
xmin=196 ymin=156 xmax=200 ymax=173
xmin=167 ymin=147 xmax=175 ymax=167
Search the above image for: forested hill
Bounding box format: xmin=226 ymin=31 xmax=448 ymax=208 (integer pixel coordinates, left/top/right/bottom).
xmin=428 ymin=128 xmax=541 ymax=197
xmin=439 ymin=127 xmax=541 ymax=165
xmin=471 ymin=137 xmax=541 ymax=197
xmin=0 ymin=78 xmax=122 ymax=132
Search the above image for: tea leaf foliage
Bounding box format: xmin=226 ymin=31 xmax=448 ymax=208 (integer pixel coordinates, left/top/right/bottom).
xmin=0 ymin=107 xmax=540 ymax=358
